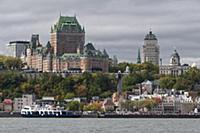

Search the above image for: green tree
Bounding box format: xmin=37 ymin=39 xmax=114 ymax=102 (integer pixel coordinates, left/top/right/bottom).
xmin=83 ymin=102 xmax=102 ymax=112
xmin=182 ymin=67 xmax=200 ymax=90
xmin=4 ymin=57 xmax=22 ymax=70
xmin=75 ymin=84 xmax=87 ymax=97
xmin=159 ymin=76 xmax=176 ymax=89
xmin=173 ymin=77 xmax=192 ymax=90
xmin=64 ymin=92 xmax=75 ymax=99
xmin=67 ymin=101 xmax=82 ymax=111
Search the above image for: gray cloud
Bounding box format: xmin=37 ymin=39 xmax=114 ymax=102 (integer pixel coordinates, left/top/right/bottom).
xmin=0 ymin=0 xmax=200 ymax=64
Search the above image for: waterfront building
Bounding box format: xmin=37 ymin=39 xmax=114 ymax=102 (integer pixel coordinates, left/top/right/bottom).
xmin=7 ymin=41 xmax=30 ymax=58
xmin=102 ymin=98 xmax=115 ymax=112
xmin=36 ymin=97 xmax=56 ymax=106
xmin=151 ymin=92 xmax=194 ymax=115
xmin=3 ymin=99 xmax=13 ymax=112
xmin=13 ymin=94 xmax=35 ymax=111
xmin=24 ymin=15 xmax=109 ymax=73
xmin=159 ymin=50 xmax=190 ymax=76
xmin=143 ymin=30 xmax=160 ymax=65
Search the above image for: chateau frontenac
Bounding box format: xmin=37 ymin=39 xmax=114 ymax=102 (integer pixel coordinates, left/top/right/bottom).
xmin=22 ymin=15 xmax=109 ymax=73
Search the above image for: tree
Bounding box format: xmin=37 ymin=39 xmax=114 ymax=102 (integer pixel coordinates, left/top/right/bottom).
xmin=83 ymin=102 xmax=102 ymax=112
xmin=4 ymin=57 xmax=22 ymax=70
xmin=20 ymin=82 xmax=34 ymax=93
xmin=67 ymin=101 xmax=82 ymax=111
xmin=182 ymin=67 xmax=200 ymax=90
xmin=159 ymin=76 xmax=176 ymax=89
xmin=100 ymin=91 xmax=112 ymax=98
xmin=173 ymin=77 xmax=192 ymax=90
xmin=122 ymin=73 xmax=143 ymax=91
xmin=75 ymin=84 xmax=87 ymax=97
xmin=64 ymin=92 xmax=75 ymax=99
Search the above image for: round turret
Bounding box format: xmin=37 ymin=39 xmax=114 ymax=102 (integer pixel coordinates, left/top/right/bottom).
xmin=170 ymin=50 xmax=180 ymax=66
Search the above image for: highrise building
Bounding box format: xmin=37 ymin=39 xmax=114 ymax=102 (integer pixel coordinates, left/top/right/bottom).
xmin=143 ymin=30 xmax=159 ymax=65
xmin=7 ymin=41 xmax=30 ymax=58
xmin=50 ymin=15 xmax=85 ymax=56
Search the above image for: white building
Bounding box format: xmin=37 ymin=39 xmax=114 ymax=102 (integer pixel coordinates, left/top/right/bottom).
xmin=13 ymin=94 xmax=35 ymax=111
xmin=143 ymin=30 xmax=160 ymax=65
xmin=7 ymin=41 xmax=30 ymax=58
xmin=159 ymin=50 xmax=190 ymax=76
xmin=141 ymin=80 xmax=153 ymax=94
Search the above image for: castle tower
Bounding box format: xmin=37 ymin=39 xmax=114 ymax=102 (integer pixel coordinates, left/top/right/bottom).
xmin=50 ymin=15 xmax=85 ymax=56
xmin=143 ymin=30 xmax=160 ymax=65
xmin=31 ymin=34 xmax=40 ymax=49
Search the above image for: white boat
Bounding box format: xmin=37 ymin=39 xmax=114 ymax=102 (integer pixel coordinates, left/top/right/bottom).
xmin=21 ymin=105 xmax=81 ymax=118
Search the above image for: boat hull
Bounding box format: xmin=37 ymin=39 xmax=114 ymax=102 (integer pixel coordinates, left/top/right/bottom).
xmin=21 ymin=111 xmax=81 ymax=118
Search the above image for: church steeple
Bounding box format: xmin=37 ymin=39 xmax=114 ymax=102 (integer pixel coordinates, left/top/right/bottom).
xmin=137 ymin=48 xmax=141 ymax=64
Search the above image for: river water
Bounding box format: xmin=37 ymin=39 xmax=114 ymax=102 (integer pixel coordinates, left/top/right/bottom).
xmin=0 ymin=118 xmax=199 ymax=133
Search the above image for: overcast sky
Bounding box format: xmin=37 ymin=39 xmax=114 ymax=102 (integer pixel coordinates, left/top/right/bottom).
xmin=0 ymin=0 xmax=200 ymax=65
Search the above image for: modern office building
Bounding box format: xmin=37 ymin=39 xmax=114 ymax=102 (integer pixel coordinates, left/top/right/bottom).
xmin=7 ymin=41 xmax=30 ymax=58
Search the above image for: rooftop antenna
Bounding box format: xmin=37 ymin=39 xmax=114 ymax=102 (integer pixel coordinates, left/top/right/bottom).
xmin=149 ymin=27 xmax=152 ymax=34
xmin=173 ymin=46 xmax=177 ymax=52
xmin=59 ymin=11 xmax=62 ymax=17
xmin=160 ymin=58 xmax=162 ymax=66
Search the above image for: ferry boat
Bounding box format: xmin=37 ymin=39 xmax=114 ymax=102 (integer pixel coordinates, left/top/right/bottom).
xmin=21 ymin=105 xmax=81 ymax=118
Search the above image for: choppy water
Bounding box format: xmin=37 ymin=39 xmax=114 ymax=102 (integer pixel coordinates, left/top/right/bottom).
xmin=0 ymin=118 xmax=199 ymax=133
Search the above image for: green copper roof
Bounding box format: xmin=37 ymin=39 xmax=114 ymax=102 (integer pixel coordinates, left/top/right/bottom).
xmin=51 ymin=16 xmax=84 ymax=33
xmin=85 ymin=43 xmax=96 ymax=51
xmin=83 ymin=43 xmax=109 ymax=58
xmin=61 ymin=53 xmax=81 ymax=60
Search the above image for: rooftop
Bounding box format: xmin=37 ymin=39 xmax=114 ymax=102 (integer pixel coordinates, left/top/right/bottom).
xmin=9 ymin=41 xmax=30 ymax=45
xmin=51 ymin=15 xmax=84 ymax=33
xmin=144 ymin=31 xmax=157 ymax=40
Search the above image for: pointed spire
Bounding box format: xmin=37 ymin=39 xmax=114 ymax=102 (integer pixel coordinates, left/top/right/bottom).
xmin=83 ymin=26 xmax=85 ymax=32
xmin=59 ymin=11 xmax=62 ymax=17
xmin=160 ymin=58 xmax=162 ymax=66
xmin=46 ymin=41 xmax=51 ymax=49
xmin=137 ymin=48 xmax=141 ymax=64
xmin=103 ymin=49 xmax=109 ymax=58
xmin=149 ymin=28 xmax=152 ymax=34
xmin=51 ymin=26 xmax=53 ymax=33
xmin=112 ymin=55 xmax=118 ymax=67
xmin=173 ymin=46 xmax=177 ymax=52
